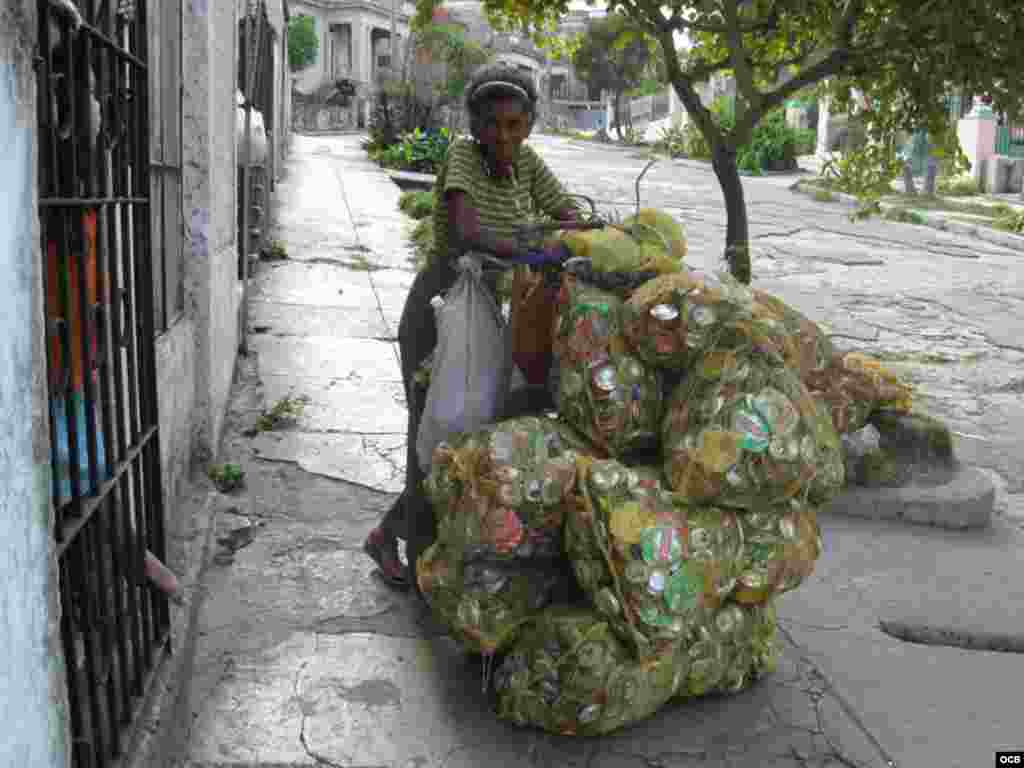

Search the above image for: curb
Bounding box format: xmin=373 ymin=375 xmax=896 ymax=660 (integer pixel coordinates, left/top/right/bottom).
xmin=124 ymin=489 xmax=221 ymax=768
xmin=294 ymin=129 xmax=366 ymax=136
xmin=792 ymin=180 xmax=1024 ymax=252
xmin=387 ymin=169 xmax=436 ymax=191
xmin=823 ymin=464 xmax=994 ymax=530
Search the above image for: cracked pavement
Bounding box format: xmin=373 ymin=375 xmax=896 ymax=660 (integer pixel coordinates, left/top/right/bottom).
xmin=175 ymin=134 xmax=1024 ymax=768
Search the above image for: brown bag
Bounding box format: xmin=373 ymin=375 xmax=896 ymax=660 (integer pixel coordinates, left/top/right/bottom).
xmin=510 ymin=266 xmax=558 ymax=387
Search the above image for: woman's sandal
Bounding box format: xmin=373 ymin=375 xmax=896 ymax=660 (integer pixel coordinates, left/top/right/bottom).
xmin=363 ymin=528 xmax=410 ymax=590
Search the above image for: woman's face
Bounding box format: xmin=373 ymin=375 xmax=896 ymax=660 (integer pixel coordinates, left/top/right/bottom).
xmin=477 ymin=95 xmax=532 ymax=168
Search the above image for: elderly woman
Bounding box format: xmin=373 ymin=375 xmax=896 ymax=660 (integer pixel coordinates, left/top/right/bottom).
xmin=363 ymin=63 xmax=580 ymax=592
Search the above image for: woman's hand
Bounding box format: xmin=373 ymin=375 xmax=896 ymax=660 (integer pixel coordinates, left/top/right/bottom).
xmin=538 ymin=240 xmax=570 ymax=265
xmin=554 ymin=204 xmax=582 ymax=224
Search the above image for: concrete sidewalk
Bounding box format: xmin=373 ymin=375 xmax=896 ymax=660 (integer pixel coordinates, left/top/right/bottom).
xmin=173 ymin=134 xmax=1024 ymax=768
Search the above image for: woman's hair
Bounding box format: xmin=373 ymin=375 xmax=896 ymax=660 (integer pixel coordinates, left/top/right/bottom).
xmin=464 ymin=63 xmax=539 ymax=140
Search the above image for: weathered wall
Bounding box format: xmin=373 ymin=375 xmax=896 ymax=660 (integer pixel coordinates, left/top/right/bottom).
xmin=0 ymin=2 xmax=70 ymax=766
xmin=155 ymin=317 xmax=197 ymax=519
xmin=184 ymin=0 xmax=241 ymax=463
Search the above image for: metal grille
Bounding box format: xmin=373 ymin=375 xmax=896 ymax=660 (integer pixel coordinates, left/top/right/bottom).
xmin=36 ymin=1 xmax=170 ymax=766
xmin=148 ymin=0 xmax=184 ymax=333
xmin=237 ymin=1 xmax=275 ymax=350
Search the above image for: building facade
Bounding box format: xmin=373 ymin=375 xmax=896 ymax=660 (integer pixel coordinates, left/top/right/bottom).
xmin=0 ymin=2 xmax=288 ymax=767
xmin=291 ymin=0 xmax=415 ymax=131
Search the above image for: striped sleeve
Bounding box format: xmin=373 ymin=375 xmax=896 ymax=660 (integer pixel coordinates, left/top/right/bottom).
xmin=526 ymin=145 xmax=575 ymax=217
xmin=442 ymin=139 xmax=480 ymax=197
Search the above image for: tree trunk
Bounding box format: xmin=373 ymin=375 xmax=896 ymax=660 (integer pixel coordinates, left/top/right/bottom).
xmin=924 ymin=156 xmax=938 ymax=196
xmin=903 ymin=161 xmax=917 ymax=195
xmin=613 ymin=91 xmax=624 ymax=140
xmin=712 ymin=145 xmax=752 ymax=285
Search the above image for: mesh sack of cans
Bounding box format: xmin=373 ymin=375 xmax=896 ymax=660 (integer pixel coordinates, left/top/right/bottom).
xmin=418 ymin=417 xmax=586 ymax=654
xmin=558 ymin=208 xmax=688 ymax=279
xmin=416 ymin=208 xmax=916 ymax=734
xmin=749 ymin=289 xmax=914 ymax=434
xmin=551 ymin=279 xmax=664 ymax=459
xmin=564 ymin=458 xmax=745 ymax=656
xmin=493 ymin=600 xmax=779 ymax=735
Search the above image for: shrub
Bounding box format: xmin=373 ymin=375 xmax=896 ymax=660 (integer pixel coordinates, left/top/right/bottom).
xmin=399 ymin=190 xmax=436 ymax=220
xmin=937 ymin=176 xmax=980 ymax=197
xmin=287 ymin=15 xmax=318 ymax=71
xmin=654 ymin=123 xmax=687 ymax=157
xmin=680 ymin=100 xmax=810 ymax=174
xmin=372 ymin=127 xmax=451 ymax=174
xmin=820 ymin=143 xmax=903 ymax=219
xmin=409 ymin=217 xmax=435 ymax=270
xmin=737 ymin=110 xmax=811 ymax=174
xmin=883 ymin=207 xmax=925 ymax=225
xmin=995 ymin=206 xmax=1024 ymax=234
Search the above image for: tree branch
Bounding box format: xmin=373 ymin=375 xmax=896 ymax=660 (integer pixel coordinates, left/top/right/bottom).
xmin=760 ymin=47 xmax=856 ymax=114
xmin=723 ymin=0 xmax=762 ymax=138
xmin=832 ymin=0 xmax=865 ymax=46
xmin=758 ymin=0 xmax=869 ymax=115
xmin=682 ymin=55 xmax=732 ymax=84
xmin=656 ymin=24 xmax=719 ymax=145
xmin=628 ymin=0 xmax=671 ymax=36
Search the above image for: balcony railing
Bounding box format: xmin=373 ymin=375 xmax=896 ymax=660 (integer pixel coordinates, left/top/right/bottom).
xmin=996 ymin=122 xmax=1024 ymax=158
xmin=550 ymin=85 xmax=600 ymax=103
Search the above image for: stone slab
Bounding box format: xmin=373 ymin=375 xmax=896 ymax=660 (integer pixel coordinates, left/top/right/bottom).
xmin=250 ymin=261 xmax=378 ymax=308
xmin=249 ymin=301 xmax=393 ymax=340
xmin=183 ymin=628 xmax=884 ymax=768
xmin=251 ymin=430 xmax=405 ymax=493
xmin=777 ymin=510 xmax=1024 ymax=768
xmin=824 ymin=464 xmax=994 ymax=529
xmin=370 ymin=268 xmax=417 ymax=315
xmin=249 ymin=335 xmax=401 ymax=384
xmin=259 ymin=374 xmax=406 ymax=434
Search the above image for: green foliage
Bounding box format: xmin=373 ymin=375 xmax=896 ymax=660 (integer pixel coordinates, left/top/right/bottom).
xmin=254 ymin=395 xmax=310 ymax=433
xmin=622 ymin=125 xmax=644 ymax=146
xmin=811 ymin=188 xmax=836 ymax=203
xmin=208 ymin=464 xmax=245 ymax=493
xmin=735 ymin=110 xmax=813 ymax=173
xmin=449 ymin=0 xmax=1024 ymax=283
xmin=627 ymin=78 xmax=667 ymax=99
xmin=937 ymin=176 xmax=981 ymax=197
xmin=654 ymin=123 xmax=687 ymax=157
xmin=995 ymin=206 xmax=1024 ymax=234
xmin=678 ymin=100 xmax=808 ymax=173
xmin=932 ymin=126 xmax=973 ymax=180
xmin=820 ymin=143 xmax=903 ymax=220
xmin=399 ymin=190 xmax=437 ymax=220
xmin=683 ymin=122 xmax=712 ymax=159
xmin=287 ymin=15 xmax=318 ymax=72
xmin=418 ymin=23 xmax=491 ymax=106
xmin=371 ymin=127 xmax=451 ymax=174
xmin=409 ymin=217 xmax=435 ymax=270
xmin=263 ymin=241 xmax=289 ymax=261
xmin=571 ymin=14 xmax=656 ymax=136
xmin=883 ymin=207 xmax=926 ymax=225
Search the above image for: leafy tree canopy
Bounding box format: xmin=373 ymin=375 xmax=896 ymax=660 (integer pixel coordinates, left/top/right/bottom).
xmin=572 ymin=14 xmax=654 ymax=97
xmin=415 ymin=0 xmax=1024 ymax=284
xmin=287 ymin=14 xmax=319 ymax=72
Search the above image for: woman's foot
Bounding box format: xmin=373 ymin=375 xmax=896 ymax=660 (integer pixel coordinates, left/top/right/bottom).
xmin=363 ymin=528 xmax=410 ymax=590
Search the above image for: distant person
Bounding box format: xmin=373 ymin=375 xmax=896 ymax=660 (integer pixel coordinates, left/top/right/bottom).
xmin=363 ymin=63 xmax=580 ymax=593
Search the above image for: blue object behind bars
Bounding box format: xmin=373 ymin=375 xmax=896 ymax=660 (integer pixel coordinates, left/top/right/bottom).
xmin=50 ymin=392 xmax=108 ymax=505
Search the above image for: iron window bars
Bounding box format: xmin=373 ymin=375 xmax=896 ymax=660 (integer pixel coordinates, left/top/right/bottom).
xmin=36 ymin=1 xmax=170 ymax=766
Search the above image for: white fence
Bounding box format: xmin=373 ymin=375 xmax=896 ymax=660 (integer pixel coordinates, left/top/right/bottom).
xmin=627 ymin=87 xmax=672 ymax=124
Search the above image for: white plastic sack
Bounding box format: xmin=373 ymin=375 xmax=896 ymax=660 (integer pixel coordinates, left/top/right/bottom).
xmin=236 ymin=106 xmax=268 ymax=166
xmin=416 ymin=255 xmax=511 ymax=472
